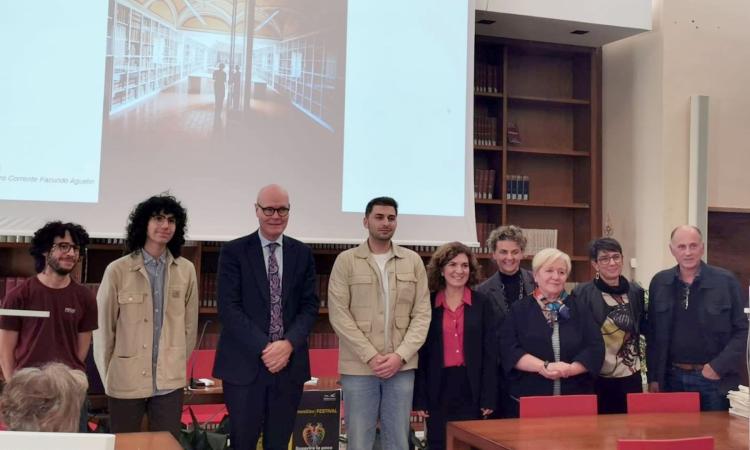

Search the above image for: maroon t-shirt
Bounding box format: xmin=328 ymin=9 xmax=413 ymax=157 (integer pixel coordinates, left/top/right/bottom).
xmin=0 ymin=276 xmax=98 ymax=371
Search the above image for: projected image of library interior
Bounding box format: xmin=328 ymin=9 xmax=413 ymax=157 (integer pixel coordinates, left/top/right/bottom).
xmin=105 ymin=0 xmax=345 ymax=134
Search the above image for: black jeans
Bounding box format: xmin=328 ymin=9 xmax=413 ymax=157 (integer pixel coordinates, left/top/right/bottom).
xmin=594 ymin=371 xmax=643 ymax=414
xmin=108 ymin=389 xmax=184 ymax=439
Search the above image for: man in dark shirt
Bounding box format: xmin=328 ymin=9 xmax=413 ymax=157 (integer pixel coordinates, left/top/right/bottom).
xmin=0 ymin=221 xmax=97 ymax=378
xmin=647 ymin=225 xmax=748 ymax=411
xmin=0 ymin=221 xmax=97 ymax=431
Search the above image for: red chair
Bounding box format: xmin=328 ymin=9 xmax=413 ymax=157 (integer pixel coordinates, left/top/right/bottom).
xmin=617 ymin=436 xmax=714 ymax=450
xmin=182 ymin=349 xmax=226 ymax=427
xmin=309 ymin=348 xmax=339 ymax=378
xmin=626 ymin=392 xmax=700 ymax=414
xmin=519 ymin=394 xmax=597 ymax=418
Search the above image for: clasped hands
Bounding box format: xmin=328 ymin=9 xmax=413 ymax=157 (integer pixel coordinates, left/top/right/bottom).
xmin=538 ymin=361 xmax=579 ymax=380
xmin=262 ymin=339 xmax=293 ymax=373
xmin=367 ymin=353 xmax=403 ymax=379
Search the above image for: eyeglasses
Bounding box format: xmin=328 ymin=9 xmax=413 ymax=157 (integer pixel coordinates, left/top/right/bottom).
xmin=256 ymin=204 xmax=290 ymax=217
xmin=52 ymin=242 xmax=80 ymax=254
xmin=596 ymin=254 xmax=623 ymax=264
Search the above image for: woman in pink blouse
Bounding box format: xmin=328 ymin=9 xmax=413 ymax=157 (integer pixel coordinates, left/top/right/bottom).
xmin=413 ymin=242 xmax=497 ymax=450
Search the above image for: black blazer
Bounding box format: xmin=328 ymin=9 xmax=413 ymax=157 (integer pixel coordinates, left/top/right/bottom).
xmin=413 ymin=290 xmax=497 ymax=412
xmin=500 ymin=294 xmax=604 ymax=398
xmin=212 ymin=232 xmax=319 ymax=385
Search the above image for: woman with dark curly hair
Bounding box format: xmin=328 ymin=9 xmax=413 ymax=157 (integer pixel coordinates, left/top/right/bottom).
xmin=413 ymin=242 xmax=496 ymax=450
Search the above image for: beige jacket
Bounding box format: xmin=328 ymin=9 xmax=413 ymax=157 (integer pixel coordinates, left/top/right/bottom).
xmin=93 ymin=251 xmax=199 ymax=399
xmin=328 ymin=242 xmax=431 ymax=375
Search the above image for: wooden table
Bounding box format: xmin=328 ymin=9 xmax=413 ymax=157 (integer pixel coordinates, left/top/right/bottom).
xmin=115 ymin=432 xmax=181 ymax=450
xmin=446 ymin=412 xmax=749 ymax=450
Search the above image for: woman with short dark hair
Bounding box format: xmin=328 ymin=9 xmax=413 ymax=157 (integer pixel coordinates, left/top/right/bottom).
xmin=572 ymin=237 xmax=646 ymax=413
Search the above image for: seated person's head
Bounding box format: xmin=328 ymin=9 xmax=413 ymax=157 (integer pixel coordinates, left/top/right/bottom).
xmin=0 ymin=363 xmax=88 ymax=432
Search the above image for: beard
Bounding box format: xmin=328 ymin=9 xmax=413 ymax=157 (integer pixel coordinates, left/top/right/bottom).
xmin=46 ymin=254 xmax=76 ymax=276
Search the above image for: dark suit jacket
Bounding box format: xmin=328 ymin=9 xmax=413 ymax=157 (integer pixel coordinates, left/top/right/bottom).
xmin=476 ymin=269 xmax=536 ymax=364
xmin=212 ymin=231 xmax=319 ymax=385
xmin=476 ymin=269 xmax=536 ymax=325
xmin=500 ymin=294 xmax=604 ymax=398
xmin=413 ymin=290 xmax=497 ymax=412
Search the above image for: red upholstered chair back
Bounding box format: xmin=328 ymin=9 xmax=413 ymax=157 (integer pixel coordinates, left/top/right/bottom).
xmin=186 ymin=349 xmax=216 ymax=379
xmin=626 ymin=392 xmax=700 ymax=414
xmin=519 ymin=394 xmax=597 ymax=418
xmin=309 ymin=348 xmax=339 ymax=378
xmin=617 ymin=436 xmax=714 ymax=450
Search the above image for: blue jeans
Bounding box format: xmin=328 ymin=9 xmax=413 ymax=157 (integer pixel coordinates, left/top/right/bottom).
xmin=341 ymin=370 xmax=414 ymax=450
xmin=665 ymin=366 xmax=729 ymax=411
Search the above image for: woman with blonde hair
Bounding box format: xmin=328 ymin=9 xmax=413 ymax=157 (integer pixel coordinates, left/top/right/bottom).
xmin=0 ymin=362 xmax=88 ymax=432
xmin=499 ymin=248 xmax=603 ymax=416
xmin=413 ymin=242 xmax=496 ymax=450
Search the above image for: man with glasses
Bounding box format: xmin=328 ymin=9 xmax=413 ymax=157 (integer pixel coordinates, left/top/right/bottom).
xmin=93 ymin=194 xmax=199 ymax=438
xmin=647 ymin=225 xmax=748 ymax=411
xmin=213 ymin=184 xmax=318 ymax=450
xmin=0 ymin=221 xmax=97 ymax=431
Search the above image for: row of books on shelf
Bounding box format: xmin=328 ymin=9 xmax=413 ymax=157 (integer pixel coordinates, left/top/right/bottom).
xmin=472 ymin=226 xmax=559 ymax=257
xmin=316 ymin=274 xmax=329 ymax=307
xmin=0 ymin=235 xmax=31 ymax=243
xmin=506 ymin=175 xmax=530 ymax=200
xmin=474 ymin=169 xmax=497 ymax=199
xmin=308 ymin=332 xmax=339 ymax=349
xmin=473 ymin=61 xmax=501 ymax=94
xmin=522 ymin=229 xmax=558 ymax=256
xmin=472 ymin=121 xmax=524 ymax=147
xmin=475 ymin=223 xmax=495 ymax=254
xmin=308 ymin=243 xmax=357 ymax=251
xmin=200 ymin=273 xmax=218 ymax=308
xmin=473 ymin=116 xmax=498 ymax=146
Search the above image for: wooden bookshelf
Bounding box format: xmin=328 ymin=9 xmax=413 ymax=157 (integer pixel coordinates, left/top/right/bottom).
xmin=474 ymin=37 xmax=602 ymax=282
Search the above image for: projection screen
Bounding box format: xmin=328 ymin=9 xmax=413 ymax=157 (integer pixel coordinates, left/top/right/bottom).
xmin=0 ymin=0 xmax=476 ymax=245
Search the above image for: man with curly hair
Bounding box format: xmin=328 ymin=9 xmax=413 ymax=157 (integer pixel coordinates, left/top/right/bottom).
xmin=0 ymin=220 xmax=97 ymax=432
xmin=0 ymin=221 xmax=96 ymax=379
xmin=93 ymin=194 xmax=199 ymax=438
